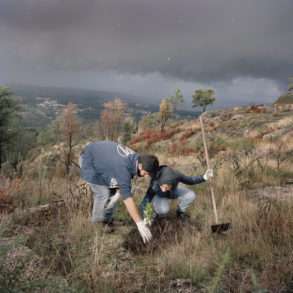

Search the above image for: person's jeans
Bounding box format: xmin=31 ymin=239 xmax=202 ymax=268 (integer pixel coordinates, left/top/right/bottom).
xmin=152 ymin=187 xmax=196 ymax=215
xmin=79 ymin=155 xmax=118 ymax=223
xmin=89 ymin=184 xmax=117 ymax=223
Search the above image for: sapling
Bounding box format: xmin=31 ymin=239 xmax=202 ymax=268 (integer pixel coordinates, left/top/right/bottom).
xmin=144 ymin=202 xmax=155 ymax=226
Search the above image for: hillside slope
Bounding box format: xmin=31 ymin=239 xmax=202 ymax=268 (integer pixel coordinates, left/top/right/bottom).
xmin=1 ymin=105 xmax=293 ymax=292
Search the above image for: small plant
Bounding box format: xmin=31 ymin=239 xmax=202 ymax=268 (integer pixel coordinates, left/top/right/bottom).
xmin=250 ymin=270 xmax=269 ymax=293
xmin=207 ymin=249 xmax=231 ymax=293
xmin=144 ymin=202 xmax=154 ymax=226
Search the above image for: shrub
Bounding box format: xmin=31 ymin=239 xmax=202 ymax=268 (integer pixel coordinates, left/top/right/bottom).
xmin=0 ymin=176 xmax=20 ymax=213
xmin=130 ymin=128 xmax=181 ymax=148
xmin=168 ymin=143 xmax=196 ymax=156
xmin=179 ymin=129 xmax=197 ymax=142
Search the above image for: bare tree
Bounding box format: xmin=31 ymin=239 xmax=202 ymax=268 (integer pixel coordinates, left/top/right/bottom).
xmin=57 ymin=103 xmax=80 ymax=175
xmin=99 ymin=98 xmax=127 ymax=141
xmin=159 ymin=99 xmax=173 ymax=132
xmin=166 ymin=88 xmax=184 ymax=113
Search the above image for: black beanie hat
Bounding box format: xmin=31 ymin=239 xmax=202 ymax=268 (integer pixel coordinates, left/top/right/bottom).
xmin=157 ymin=167 xmax=178 ymax=186
xmin=138 ymin=155 xmax=159 ymax=175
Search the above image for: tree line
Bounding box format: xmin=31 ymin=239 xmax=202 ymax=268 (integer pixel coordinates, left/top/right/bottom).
xmin=0 ymin=85 xmax=216 ymax=174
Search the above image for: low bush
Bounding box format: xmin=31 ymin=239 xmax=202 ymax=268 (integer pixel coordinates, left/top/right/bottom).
xmin=130 ymin=128 xmax=181 ymax=148
xmin=179 ymin=129 xmax=197 ymax=142
xmin=168 ymin=143 xmax=196 ymax=156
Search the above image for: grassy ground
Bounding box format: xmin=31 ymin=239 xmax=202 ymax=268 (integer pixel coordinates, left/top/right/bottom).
xmin=1 ymin=107 xmax=293 ymax=292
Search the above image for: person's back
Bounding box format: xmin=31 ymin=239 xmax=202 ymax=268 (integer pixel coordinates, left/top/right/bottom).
xmin=80 ymin=141 xmax=138 ymax=197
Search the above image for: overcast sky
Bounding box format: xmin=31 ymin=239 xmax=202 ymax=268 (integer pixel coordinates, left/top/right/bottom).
xmin=0 ymin=0 xmax=292 ymax=107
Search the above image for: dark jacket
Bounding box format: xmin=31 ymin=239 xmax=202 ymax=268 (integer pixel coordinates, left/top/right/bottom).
xmin=80 ymin=141 xmax=138 ymax=199
xmin=139 ymin=166 xmax=205 ymax=212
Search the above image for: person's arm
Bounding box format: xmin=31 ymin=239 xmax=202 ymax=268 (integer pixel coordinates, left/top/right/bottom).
xmin=123 ymin=197 xmax=152 ymax=243
xmin=178 ymin=169 xmax=213 ymax=185
xmin=123 ymin=197 xmax=142 ymax=223
xmin=177 ymin=171 xmax=206 ymax=185
xmin=118 ymin=173 xmax=152 ymax=243
xmin=118 ymin=178 xmax=142 ymax=223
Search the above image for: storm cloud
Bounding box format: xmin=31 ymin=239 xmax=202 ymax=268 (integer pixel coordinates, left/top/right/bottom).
xmin=0 ymin=0 xmax=292 ymax=105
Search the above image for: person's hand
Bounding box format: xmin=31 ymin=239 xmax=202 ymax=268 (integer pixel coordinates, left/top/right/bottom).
xmin=105 ymin=190 xmax=120 ymax=210
xmin=136 ymin=220 xmax=152 ymax=243
xmin=203 ymin=169 xmax=213 ymax=181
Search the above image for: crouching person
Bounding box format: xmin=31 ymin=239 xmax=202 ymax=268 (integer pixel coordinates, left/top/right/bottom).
xmin=139 ymin=166 xmax=213 ymax=221
xmin=79 ymin=140 xmax=159 ymax=243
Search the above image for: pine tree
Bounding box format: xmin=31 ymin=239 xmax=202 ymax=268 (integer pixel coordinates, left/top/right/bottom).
xmin=0 ymin=87 xmax=19 ymax=169
xmin=192 ymin=89 xmax=216 ymax=113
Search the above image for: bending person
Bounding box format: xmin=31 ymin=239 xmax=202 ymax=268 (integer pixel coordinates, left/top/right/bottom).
xmin=79 ymin=140 xmax=159 ymax=243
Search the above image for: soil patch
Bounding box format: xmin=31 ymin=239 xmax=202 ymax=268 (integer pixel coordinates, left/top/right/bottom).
xmin=123 ymin=215 xmax=201 ymax=255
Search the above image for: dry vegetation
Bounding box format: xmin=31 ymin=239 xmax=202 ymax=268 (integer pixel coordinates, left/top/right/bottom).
xmin=1 ymin=106 xmax=293 ymax=292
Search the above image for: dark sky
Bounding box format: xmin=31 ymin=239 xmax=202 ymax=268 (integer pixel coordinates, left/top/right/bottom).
xmin=0 ymin=0 xmax=292 ymax=107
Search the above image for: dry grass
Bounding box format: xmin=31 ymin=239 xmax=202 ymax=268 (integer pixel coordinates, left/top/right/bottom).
xmin=156 ymin=176 xmax=293 ymax=292
xmin=0 ymin=176 xmax=20 ymax=213
xmin=267 ymin=115 xmax=293 ymax=130
xmin=2 ymin=165 xmax=293 ymax=293
xmin=1 ymin=107 xmax=293 ymax=292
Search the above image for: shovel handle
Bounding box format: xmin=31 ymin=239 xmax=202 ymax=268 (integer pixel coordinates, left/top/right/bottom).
xmin=208 ymin=186 xmax=219 ymax=224
xmin=199 ymin=115 xmax=219 ymax=224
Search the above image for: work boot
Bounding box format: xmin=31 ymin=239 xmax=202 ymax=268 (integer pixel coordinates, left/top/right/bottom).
xmin=102 ymin=218 xmax=115 ymax=233
xmin=176 ymin=209 xmax=190 ymax=222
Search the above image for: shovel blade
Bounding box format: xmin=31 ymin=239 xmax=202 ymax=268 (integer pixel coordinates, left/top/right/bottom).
xmin=211 ymin=222 xmax=231 ymax=233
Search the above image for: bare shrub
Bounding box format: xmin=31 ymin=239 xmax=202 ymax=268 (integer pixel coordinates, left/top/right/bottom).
xmin=130 ymin=128 xmax=181 ymax=149
xmin=99 ymin=98 xmax=127 ymax=141
xmin=56 ymin=103 xmax=81 ymax=175
xmin=0 ymin=176 xmax=20 ymax=213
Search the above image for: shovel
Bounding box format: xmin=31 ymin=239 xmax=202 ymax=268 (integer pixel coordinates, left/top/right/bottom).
xmin=199 ymin=115 xmax=231 ymax=233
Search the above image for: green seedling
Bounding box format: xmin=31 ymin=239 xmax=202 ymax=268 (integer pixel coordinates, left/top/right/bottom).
xmin=144 ymin=203 xmax=155 ymax=226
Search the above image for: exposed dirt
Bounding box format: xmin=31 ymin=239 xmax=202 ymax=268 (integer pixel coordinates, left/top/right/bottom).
xmin=123 ymin=215 xmax=201 ymax=255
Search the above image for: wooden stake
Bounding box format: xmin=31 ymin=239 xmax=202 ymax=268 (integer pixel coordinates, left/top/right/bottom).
xmin=199 ymin=115 xmax=219 ymax=224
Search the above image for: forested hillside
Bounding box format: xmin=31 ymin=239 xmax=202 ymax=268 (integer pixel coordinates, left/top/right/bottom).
xmin=1 ymin=87 xmax=293 ymax=292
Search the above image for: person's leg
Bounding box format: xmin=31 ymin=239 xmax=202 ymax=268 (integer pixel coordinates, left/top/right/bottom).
xmin=173 ymin=187 xmax=196 ymax=213
xmin=78 ymin=155 xmax=83 ymax=168
xmin=152 ymin=195 xmax=171 ymax=216
xmin=89 ymin=184 xmax=114 ymax=223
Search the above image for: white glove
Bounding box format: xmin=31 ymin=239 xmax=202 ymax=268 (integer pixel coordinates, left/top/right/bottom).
xmin=105 ymin=190 xmax=120 ymax=210
xmin=136 ymin=220 xmax=152 ymax=243
xmin=203 ymin=169 xmax=213 ymax=181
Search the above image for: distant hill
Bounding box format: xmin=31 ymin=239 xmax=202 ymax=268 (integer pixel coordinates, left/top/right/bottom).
xmin=274 ymin=93 xmax=293 ymax=104
xmin=8 ymin=84 xmax=197 ymax=128
xmin=274 ymin=80 xmax=293 ymax=105
xmin=8 ymin=83 xmax=149 ymax=108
